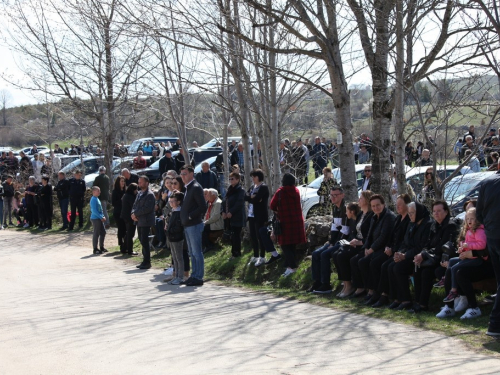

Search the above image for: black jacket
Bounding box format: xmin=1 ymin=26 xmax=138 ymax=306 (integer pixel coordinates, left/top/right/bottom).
xmin=363 ymin=208 xmax=396 ymax=252
xmin=68 ymin=178 xmax=86 ymax=200
xmin=121 ymin=192 xmax=136 ymax=223
xmin=167 ymin=210 xmax=184 ymax=242
xmin=400 ymin=216 xmax=433 ymax=260
xmin=195 ymin=170 xmax=219 ymax=191
xmin=230 ymin=149 xmax=240 ymax=168
xmin=180 ymin=180 xmax=207 ymax=227
xmin=38 ymin=183 xmax=53 ymax=210
xmin=54 ymin=179 xmax=70 ymax=200
xmin=125 ymin=173 xmax=139 ymax=186
xmin=2 ymin=181 xmax=14 ymax=198
xmin=424 ymin=214 xmax=460 ymax=259
xmin=244 ymin=183 xmax=269 ymax=223
xmin=223 ymin=184 xmax=246 ymax=228
xmin=388 ymin=214 xmax=411 ymax=253
xmin=477 ymin=171 xmax=500 ymax=239
xmin=353 ymin=211 xmax=374 ymax=248
xmin=112 ymin=188 xmax=125 ymax=218
xmin=159 ymin=156 xmax=176 ymax=176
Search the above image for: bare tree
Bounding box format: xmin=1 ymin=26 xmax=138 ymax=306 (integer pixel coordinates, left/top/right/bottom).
xmin=0 ymin=89 xmax=11 ymax=127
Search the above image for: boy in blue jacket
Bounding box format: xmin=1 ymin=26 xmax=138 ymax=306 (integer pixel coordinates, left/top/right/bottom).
xmin=90 ymin=186 xmax=107 ymax=254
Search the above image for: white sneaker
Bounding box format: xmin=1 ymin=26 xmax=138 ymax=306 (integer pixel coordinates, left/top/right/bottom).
xmin=23 ymin=223 xmax=29 ymax=228
xmin=281 ymin=268 xmax=296 ymax=277
xmin=169 ymin=277 xmax=182 ymax=285
xmin=436 ymin=305 xmax=455 ymax=318
xmin=247 ymin=256 xmax=257 ymax=265
xmin=164 ymin=267 xmax=174 ymax=276
xmin=454 ymin=295 xmax=468 ymax=312
xmin=255 ymin=257 xmax=265 ymax=267
xmin=461 ymin=307 xmax=481 ymax=319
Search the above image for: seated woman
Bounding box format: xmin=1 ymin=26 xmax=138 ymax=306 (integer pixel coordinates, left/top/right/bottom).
xmin=411 ymin=200 xmax=459 ymax=313
xmin=372 ymin=194 xmax=412 ymax=308
xmin=352 ymin=194 xmax=396 ymax=306
xmin=334 ymin=190 xmax=374 ymax=298
xmin=388 ymin=201 xmax=433 ymax=310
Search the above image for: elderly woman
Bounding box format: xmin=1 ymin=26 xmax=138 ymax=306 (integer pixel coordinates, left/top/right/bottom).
xmin=411 ymin=200 xmax=459 ymax=313
xmin=203 ymin=188 xmax=224 ymax=252
xmin=269 ymin=173 xmax=306 ymax=277
xmin=388 ymin=201 xmax=433 ymax=310
xmin=112 ymin=176 xmax=127 ymax=252
xmin=245 ymin=169 xmax=270 ymax=267
xmin=222 ymin=172 xmax=246 ymax=258
xmin=24 ymin=176 xmax=39 ymax=228
xmin=372 ymin=194 xmax=412 ymax=307
xmin=353 ymin=194 xmax=397 ymax=306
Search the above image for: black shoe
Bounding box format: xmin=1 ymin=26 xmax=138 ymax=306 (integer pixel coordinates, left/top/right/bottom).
xmin=100 ymin=248 xmax=108 ymax=253
xmin=59 ymin=227 xmax=67 ymax=231
xmin=186 ymin=278 xmax=204 ymax=286
xmin=486 ymin=327 xmax=500 ymax=337
xmin=182 ymin=277 xmax=194 ymax=285
xmin=93 ymin=248 xmax=103 ymax=254
xmin=136 ymin=263 xmax=144 ymax=268
xmin=408 ymin=303 xmax=428 ymax=314
xmin=351 ymin=290 xmax=367 ymax=298
xmin=395 ymin=301 xmax=413 ymax=311
xmin=67 ymin=227 xmax=73 ymax=231
xmin=372 ymin=295 xmax=390 ymax=308
xmin=264 ymin=254 xmax=281 ymax=265
xmin=127 ymin=251 xmax=138 ymax=256
xmin=138 ymin=263 xmax=151 ymax=270
xmin=313 ymin=283 xmax=333 ymax=294
xmin=78 ymin=225 xmax=83 ymax=229
xmin=388 ymin=301 xmax=400 ymax=310
xmin=364 ymin=293 xmax=380 ymax=306
xmin=364 ymin=294 xmax=373 ymax=302
xmin=306 ymin=282 xmax=322 ymax=293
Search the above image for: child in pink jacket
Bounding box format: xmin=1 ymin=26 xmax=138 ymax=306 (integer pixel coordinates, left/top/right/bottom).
xmin=443 ymin=207 xmax=487 ymax=307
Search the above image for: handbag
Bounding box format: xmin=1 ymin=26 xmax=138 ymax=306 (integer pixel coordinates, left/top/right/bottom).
xmin=272 ymin=192 xmax=283 ymax=235
xmin=419 ymin=250 xmax=439 ymax=268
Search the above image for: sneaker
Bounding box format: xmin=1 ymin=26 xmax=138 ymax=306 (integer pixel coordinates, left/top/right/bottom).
xmin=247 ymin=256 xmax=258 ymax=265
xmin=443 ymin=290 xmax=459 ymax=303
xmin=486 ymin=328 xmax=500 ymax=337
xmin=264 ymin=254 xmax=281 ymax=265
xmin=313 ymin=284 xmax=333 ymax=294
xmin=433 ymin=277 xmax=445 ymax=288
xmin=281 ymin=268 xmax=296 ymax=277
xmin=436 ymin=305 xmax=455 ymax=318
xmin=254 ymin=257 xmax=265 ymax=267
xmin=460 ymin=307 xmax=481 ymax=320
xmin=23 ymin=223 xmax=30 ymax=228
xmin=168 ymin=277 xmax=182 ymax=285
xmin=164 ymin=267 xmax=174 ymax=276
xmin=454 ymin=295 xmax=468 ymax=312
xmin=163 ymin=275 xmax=175 ymax=283
xmin=306 ymin=282 xmax=321 ymax=293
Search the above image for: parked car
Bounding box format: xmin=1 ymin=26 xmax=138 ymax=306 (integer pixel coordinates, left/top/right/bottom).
xmin=199 ymin=136 xmax=251 ymax=149
xmin=448 ymin=171 xmax=496 ymax=217
xmin=14 ymin=146 xmax=49 ymax=156
xmin=60 ymin=156 xmax=118 ymax=177
xmin=406 ymin=165 xmax=472 ymax=199
xmin=128 ymin=137 xmax=178 ymax=155
xmin=444 ymin=171 xmax=495 ymax=208
xmin=194 ymin=156 xmax=218 ymax=174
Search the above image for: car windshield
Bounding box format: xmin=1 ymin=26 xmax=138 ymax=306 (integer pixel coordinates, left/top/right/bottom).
xmin=128 ymin=140 xmax=142 ymax=154
xmin=150 ymin=159 xmax=160 ymax=169
xmin=60 ymin=158 xmax=82 ymax=173
xmin=444 ymin=178 xmax=478 ymax=204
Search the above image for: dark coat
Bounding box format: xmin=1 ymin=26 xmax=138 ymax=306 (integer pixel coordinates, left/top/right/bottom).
xmin=159 ymin=156 xmax=176 ymax=176
xmin=125 ymin=173 xmax=139 ymax=186
xmin=167 ymin=210 xmax=184 ymax=242
xmin=121 ymin=192 xmax=136 ymax=223
xmin=180 ymin=180 xmax=207 ymax=227
xmin=38 ymin=183 xmax=53 ymax=211
xmin=68 ymin=177 xmax=86 ymax=201
xmin=244 ymin=183 xmax=269 ymax=223
xmin=360 ymin=177 xmax=372 ymax=191
xmin=424 ymin=214 xmax=460 ymax=259
xmin=400 ymin=216 xmax=433 ymax=260
xmin=353 ymin=210 xmax=374 ymax=249
xmin=54 ymin=179 xmax=70 ymax=200
xmin=93 ymin=173 xmax=110 ymax=201
xmin=388 ymin=214 xmax=411 ymax=253
xmin=477 ymin=171 xmax=500 ymax=239
xmin=223 ymin=184 xmax=246 ymax=228
xmin=363 ymin=208 xmax=396 ymax=252
xmin=131 ymin=189 xmax=156 ymax=227
xmin=230 ymin=149 xmax=241 ymax=168
xmin=112 ymin=188 xmax=125 ymax=218
xmin=195 ymin=170 xmax=219 ymax=190
xmin=270 ymin=186 xmax=306 ymax=246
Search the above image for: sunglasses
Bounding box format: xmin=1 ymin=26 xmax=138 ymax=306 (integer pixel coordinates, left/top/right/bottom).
xmin=229 ymin=178 xmax=237 ymax=181
xmin=364 ymin=170 xmax=371 ymax=172
xmin=425 ymin=172 xmax=432 ymax=175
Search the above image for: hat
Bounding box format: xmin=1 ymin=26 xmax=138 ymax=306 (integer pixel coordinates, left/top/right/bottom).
xmin=491 ymin=128 xmax=496 ymax=132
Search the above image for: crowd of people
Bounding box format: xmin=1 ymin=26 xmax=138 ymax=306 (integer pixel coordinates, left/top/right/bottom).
xmin=1 ymin=131 xmax=500 ymax=338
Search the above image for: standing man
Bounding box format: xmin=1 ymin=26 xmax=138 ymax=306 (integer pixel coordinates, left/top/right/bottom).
xmin=93 ymin=166 xmax=110 ymax=228
xmin=54 ymin=171 xmax=70 ymax=230
xmin=195 ymin=161 xmax=219 ymax=191
xmin=131 ymin=176 xmax=156 ymax=269
xmin=361 ymin=165 xmax=372 ymax=191
xmin=121 ymin=168 xmax=139 ymax=186
xmin=230 ymin=143 xmax=245 ymax=172
xmin=476 ymin=160 xmax=500 ymax=337
xmin=159 ymin=150 xmax=176 ymax=176
xmin=310 ymin=136 xmax=328 ymax=178
xmin=180 ymin=165 xmax=208 ymax=286
xmin=68 ymin=170 xmax=86 ymax=231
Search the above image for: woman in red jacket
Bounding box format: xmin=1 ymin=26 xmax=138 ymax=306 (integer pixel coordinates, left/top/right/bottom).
xmin=270 ymin=173 xmax=306 ymax=277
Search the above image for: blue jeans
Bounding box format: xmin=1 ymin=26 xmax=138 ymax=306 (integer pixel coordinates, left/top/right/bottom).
xmin=311 ymin=242 xmax=339 ymax=284
xmin=155 ymin=218 xmax=166 ymax=244
xmin=185 ymin=222 xmax=204 ymax=280
xmin=59 ymin=198 xmax=69 ymax=228
xmin=487 ymin=240 xmax=500 ymax=331
xmin=448 ymin=257 xmax=483 ymax=289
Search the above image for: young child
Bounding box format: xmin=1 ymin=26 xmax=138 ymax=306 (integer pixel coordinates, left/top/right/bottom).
xmin=12 ymin=191 xmax=26 ymax=227
xmin=90 ymin=186 xmax=107 ymax=255
xmin=166 ymin=192 xmax=185 ymax=285
xmin=443 ymin=208 xmax=487 ymax=318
